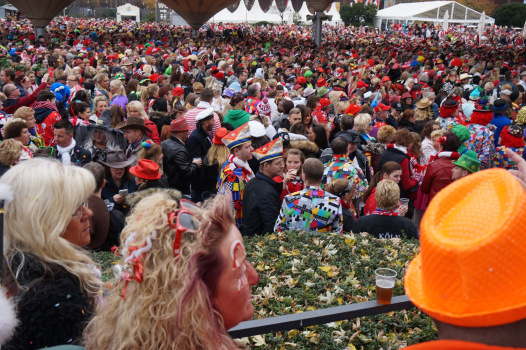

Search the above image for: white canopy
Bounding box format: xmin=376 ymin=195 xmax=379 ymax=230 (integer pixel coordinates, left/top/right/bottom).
xmin=375 ymin=1 xmax=494 ymax=26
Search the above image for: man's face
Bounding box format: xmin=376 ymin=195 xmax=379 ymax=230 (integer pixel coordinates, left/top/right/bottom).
xmin=54 ymin=128 xmax=73 ymax=148
xmin=347 ymin=142 xmax=358 ymax=155
xmin=176 ymin=130 xmax=190 ymax=142
xmin=124 ymin=129 xmax=143 ymax=144
xmin=0 ymin=70 xmax=8 ymax=84
xmin=289 ymin=113 xmax=302 ymax=125
xmin=235 ymin=142 xmax=253 ymax=162
xmin=265 ymin=158 xmax=284 ymax=178
xmin=202 ymin=118 xmax=214 ymax=132
xmin=67 ymin=76 xmax=78 ymax=88
xmin=239 ymin=71 xmax=248 ymax=83
xmin=451 ymin=166 xmax=468 ymax=181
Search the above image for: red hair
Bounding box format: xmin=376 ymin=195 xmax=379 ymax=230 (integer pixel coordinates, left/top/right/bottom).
xmin=499 ymin=126 xmax=525 ymax=148
xmin=470 ymin=110 xmax=493 ymax=126
xmin=439 ymin=105 xmax=456 ymax=119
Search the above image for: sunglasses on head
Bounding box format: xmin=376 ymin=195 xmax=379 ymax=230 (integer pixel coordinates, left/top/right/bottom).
xmin=168 ymin=199 xmax=200 ymax=257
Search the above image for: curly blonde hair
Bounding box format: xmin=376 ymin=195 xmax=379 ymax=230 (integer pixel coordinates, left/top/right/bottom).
xmin=84 ymin=194 xmax=240 ymax=350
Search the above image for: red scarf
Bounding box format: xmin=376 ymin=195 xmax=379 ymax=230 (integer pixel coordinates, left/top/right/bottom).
xmin=372 ymin=208 xmax=399 ymax=216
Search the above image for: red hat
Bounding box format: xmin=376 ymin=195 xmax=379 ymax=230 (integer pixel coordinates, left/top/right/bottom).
xmin=129 ymin=159 xmax=162 ymax=180
xmin=356 ymin=81 xmax=369 ymax=89
xmin=382 ymin=76 xmax=391 ymax=82
xmin=392 ymin=83 xmax=404 ymax=92
xmin=146 ymin=47 xmax=153 ymax=56
xmin=344 ymin=103 xmax=361 ymax=116
xmin=375 ymin=103 xmax=391 ymax=113
xmin=150 ymin=73 xmax=159 ymax=83
xmin=374 ymin=121 xmax=388 ymax=128
xmin=316 ymin=78 xmax=327 ymax=87
xmin=173 ymin=87 xmax=184 ymax=96
xmin=319 ymin=98 xmax=331 ymax=108
xmin=297 ymin=76 xmax=306 ymax=85
xmin=212 ymin=127 xmax=229 ymax=145
xmin=401 ymin=92 xmax=412 ymax=99
xmin=169 ymin=118 xmax=190 ymax=132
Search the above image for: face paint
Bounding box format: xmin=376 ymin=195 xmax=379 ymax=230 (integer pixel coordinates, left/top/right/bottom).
xmin=230 ymin=239 xmax=249 ymax=292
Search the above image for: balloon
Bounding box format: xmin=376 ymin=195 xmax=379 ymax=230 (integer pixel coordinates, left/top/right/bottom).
xmin=10 ymin=0 xmax=76 ymax=27
xmin=161 ymin=0 xmax=239 ymax=30
xmin=228 ymin=0 xmax=241 ymax=12
xmin=259 ymin=0 xmax=272 ymax=13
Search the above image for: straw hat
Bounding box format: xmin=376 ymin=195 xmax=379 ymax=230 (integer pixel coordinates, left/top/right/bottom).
xmin=416 ymin=97 xmax=432 ymax=109
xmin=405 ymin=169 xmax=526 ymax=327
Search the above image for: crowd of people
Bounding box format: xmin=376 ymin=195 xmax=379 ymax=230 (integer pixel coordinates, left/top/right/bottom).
xmin=0 ymin=15 xmax=526 ymax=349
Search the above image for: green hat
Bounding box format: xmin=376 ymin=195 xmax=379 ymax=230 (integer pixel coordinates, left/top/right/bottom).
xmin=451 ymin=124 xmax=470 ymax=144
xmin=304 ymin=70 xmax=313 ymax=78
xmin=317 ymin=86 xmax=329 ymax=97
xmin=452 ymin=150 xmax=480 ymax=174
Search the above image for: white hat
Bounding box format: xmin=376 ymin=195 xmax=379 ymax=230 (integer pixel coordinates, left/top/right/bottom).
xmin=303 ymin=87 xmax=316 ymax=97
xmin=364 ymin=91 xmax=373 ymax=99
xmin=248 ymin=121 xmax=266 ymax=137
xmin=196 ymin=107 xmax=214 ymax=121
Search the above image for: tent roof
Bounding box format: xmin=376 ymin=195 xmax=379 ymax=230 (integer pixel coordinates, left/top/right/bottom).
xmin=376 ymin=1 xmax=494 ymax=24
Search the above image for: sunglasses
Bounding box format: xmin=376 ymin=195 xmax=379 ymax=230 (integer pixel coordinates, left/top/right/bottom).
xmin=168 ymin=199 xmax=200 ymax=257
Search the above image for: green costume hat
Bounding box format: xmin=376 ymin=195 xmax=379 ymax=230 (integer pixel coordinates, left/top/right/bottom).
xmin=452 ymin=150 xmax=481 ymax=174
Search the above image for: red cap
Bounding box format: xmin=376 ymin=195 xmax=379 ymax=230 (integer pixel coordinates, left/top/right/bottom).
xmin=173 ymin=87 xmax=184 ymax=96
xmin=319 ymin=98 xmax=331 ymax=108
xmin=356 ymin=81 xmax=369 ymax=89
xmin=316 ymin=78 xmax=327 ymax=87
xmin=130 ymin=159 xmax=161 ymax=180
xmin=297 ymin=76 xmax=306 ymax=85
xmin=212 ymin=127 xmax=229 ymax=145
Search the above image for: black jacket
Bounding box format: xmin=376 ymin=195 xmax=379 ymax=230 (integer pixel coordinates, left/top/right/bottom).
xmin=186 ymin=124 xmax=212 ymax=191
xmin=349 ymin=149 xmax=371 ymax=182
xmin=4 ymin=254 xmax=94 ymax=350
xmin=161 ymin=136 xmax=199 ymax=194
xmin=53 ymin=145 xmax=92 ymax=166
xmin=242 ymin=172 xmax=282 ymax=236
xmin=352 ymin=214 xmax=418 ymax=240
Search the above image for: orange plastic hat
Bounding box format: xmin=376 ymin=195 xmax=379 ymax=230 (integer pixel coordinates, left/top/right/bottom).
xmin=405 ymin=169 xmax=526 ymax=327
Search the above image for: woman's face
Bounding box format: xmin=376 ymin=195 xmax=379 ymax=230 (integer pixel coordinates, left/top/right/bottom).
xmin=28 ymin=72 xmax=35 ymax=83
xmin=101 ymin=76 xmax=110 ymax=89
xmin=307 ymin=126 xmax=316 ymax=142
xmin=383 ymin=170 xmax=402 ymax=184
xmin=303 ymin=113 xmax=312 ymax=125
xmin=432 ymin=138 xmax=442 ymax=152
xmin=62 ymin=204 xmax=92 ymax=247
xmin=286 ymin=154 xmax=302 ymax=172
xmin=93 ymin=129 xmax=106 ymax=144
xmin=78 ymin=108 xmax=91 ymax=120
xmin=26 ymin=113 xmax=36 ymax=129
xmin=213 ymin=224 xmax=259 ymax=330
xmin=110 ymin=167 xmax=125 ymax=180
xmin=128 ymin=109 xmax=141 ymax=118
xmin=21 ymin=76 xmax=31 ymax=88
xmin=96 ymin=101 xmax=108 ymax=115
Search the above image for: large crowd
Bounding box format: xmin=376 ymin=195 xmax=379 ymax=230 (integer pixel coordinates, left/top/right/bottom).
xmin=0 ymin=15 xmax=526 ymax=349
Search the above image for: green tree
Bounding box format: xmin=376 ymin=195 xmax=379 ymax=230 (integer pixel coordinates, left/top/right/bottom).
xmin=339 ymin=3 xmax=377 ymax=27
xmin=493 ymin=3 xmax=526 ymax=27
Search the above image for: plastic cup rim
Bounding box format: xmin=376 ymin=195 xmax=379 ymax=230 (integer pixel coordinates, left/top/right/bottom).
xmin=375 ymin=268 xmax=397 ymax=278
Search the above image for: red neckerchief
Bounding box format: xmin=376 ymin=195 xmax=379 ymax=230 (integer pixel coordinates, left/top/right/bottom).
xmin=372 ymin=208 xmax=400 ymax=216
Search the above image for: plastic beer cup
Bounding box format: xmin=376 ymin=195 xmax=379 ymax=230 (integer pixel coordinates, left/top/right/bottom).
xmin=375 ymin=268 xmax=397 ymax=305
xmin=400 ymin=198 xmax=409 ymax=209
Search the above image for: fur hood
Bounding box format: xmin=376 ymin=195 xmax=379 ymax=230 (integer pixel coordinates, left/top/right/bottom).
xmin=0 ymin=290 xmax=18 ymax=345
xmin=148 ymin=110 xmax=170 ymax=122
xmin=290 ymin=139 xmax=319 ymax=154
xmin=362 ymin=140 xmax=386 ymax=155
xmin=126 ymin=188 xmax=182 ymax=209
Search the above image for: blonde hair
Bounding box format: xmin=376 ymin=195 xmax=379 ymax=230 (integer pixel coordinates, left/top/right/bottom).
xmin=431 ymin=129 xmax=447 ymax=141
xmin=13 ymin=106 xmax=34 ymax=121
xmin=93 ymin=95 xmax=109 ymax=109
xmin=414 ymin=106 xmax=431 ymax=122
xmin=110 ymin=79 xmax=126 ymax=96
xmin=353 ymin=113 xmax=372 ymax=134
xmin=376 ymin=179 xmax=400 ymax=211
xmin=127 ymin=100 xmax=148 ymax=119
xmin=0 ymin=138 xmax=23 ymax=166
xmin=2 ymin=158 xmax=100 ymax=294
xmin=205 ymin=143 xmax=230 ymax=171
xmin=84 ymin=194 xmax=240 ymax=350
xmin=138 ymin=142 xmax=163 ymax=171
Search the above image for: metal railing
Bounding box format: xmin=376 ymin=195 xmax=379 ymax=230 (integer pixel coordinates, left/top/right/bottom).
xmin=228 ymin=295 xmax=415 ymax=338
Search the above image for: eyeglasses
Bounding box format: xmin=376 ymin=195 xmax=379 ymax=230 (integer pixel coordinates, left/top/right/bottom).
xmin=72 ymin=201 xmax=89 ymax=220
xmin=168 ymin=199 xmax=200 ymax=257
xmin=38 ymin=146 xmax=55 ymax=157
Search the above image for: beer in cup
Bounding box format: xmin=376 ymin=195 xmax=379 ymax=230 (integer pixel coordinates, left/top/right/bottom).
xmin=375 ymin=268 xmax=397 ymax=305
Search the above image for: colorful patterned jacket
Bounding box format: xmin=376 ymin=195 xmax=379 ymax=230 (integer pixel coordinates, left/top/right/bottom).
xmin=493 ymin=146 xmax=525 ymax=170
xmin=217 ymin=155 xmax=254 ymax=228
xmin=322 ymin=155 xmax=368 ymax=199
xmin=466 ymin=123 xmax=495 ymax=169
xmin=274 ymin=186 xmax=343 ymax=233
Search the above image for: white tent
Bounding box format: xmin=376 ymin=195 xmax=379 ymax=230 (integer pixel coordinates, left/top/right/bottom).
xmin=374 ymin=1 xmax=494 ymax=29
xmin=210 ymin=0 xmax=341 ymax=25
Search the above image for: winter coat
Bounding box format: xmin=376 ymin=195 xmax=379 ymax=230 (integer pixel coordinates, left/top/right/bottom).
xmin=148 ymin=110 xmax=171 ymax=135
xmin=352 ymin=214 xmax=418 ymax=239
xmin=3 ymin=254 xmax=94 ymax=350
xmin=420 ymin=154 xmax=456 ymax=202
xmin=144 ymin=119 xmax=161 ymax=144
xmin=398 ymin=119 xmax=417 ymax=133
xmin=161 ymin=136 xmax=200 ymax=194
xmin=242 ymin=172 xmax=285 ymax=236
xmin=223 ymin=109 xmax=251 ymax=129
xmin=186 ymin=124 xmax=212 ymax=191
xmin=52 ymin=145 xmax=92 ymax=166
xmin=3 ymin=82 xmax=47 ymax=114
xmin=378 ymin=147 xmax=418 ymax=199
